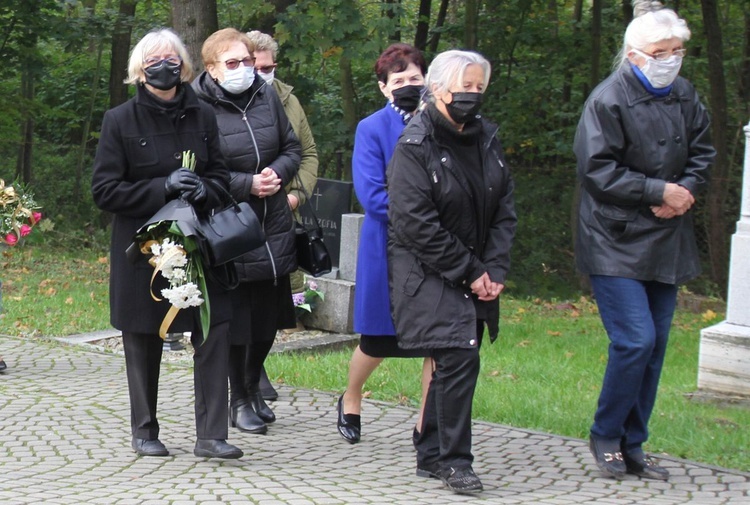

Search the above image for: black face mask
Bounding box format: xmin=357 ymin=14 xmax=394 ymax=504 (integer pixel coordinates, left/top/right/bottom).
xmin=143 ymin=60 xmax=182 ymax=91
xmin=445 ymin=92 xmax=483 ymax=124
xmin=391 ymin=84 xmax=423 ymax=112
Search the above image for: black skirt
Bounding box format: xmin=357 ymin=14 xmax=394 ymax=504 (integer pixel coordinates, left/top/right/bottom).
xmin=228 ymin=275 xmax=296 ymax=345
xmin=359 ymin=334 xmax=430 ymax=358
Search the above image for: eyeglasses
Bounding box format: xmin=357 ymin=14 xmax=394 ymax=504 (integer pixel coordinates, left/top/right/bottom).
xmin=223 ymin=57 xmax=255 ymax=70
xmin=256 ymin=64 xmax=277 ymax=74
xmin=144 ymin=56 xmax=182 ymax=67
xmin=635 ymin=48 xmax=687 ymax=61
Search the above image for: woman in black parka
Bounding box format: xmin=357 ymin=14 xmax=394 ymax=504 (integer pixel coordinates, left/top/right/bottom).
xmin=574 ymin=1 xmax=714 ymax=481
xmin=387 ymin=50 xmax=516 ymax=495
xmin=91 ymin=28 xmax=242 ymax=460
xmin=193 ymin=28 xmax=301 ymax=435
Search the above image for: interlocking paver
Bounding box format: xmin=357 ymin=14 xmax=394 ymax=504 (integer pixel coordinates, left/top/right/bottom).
xmin=1 ymin=334 xmax=749 ymax=505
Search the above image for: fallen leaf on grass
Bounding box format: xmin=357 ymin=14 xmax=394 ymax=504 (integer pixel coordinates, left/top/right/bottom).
xmin=546 ymin=330 xmax=562 ymax=336
xmin=517 ymin=340 xmax=531 ymax=348
xmin=98 ymin=257 xmax=108 ymax=264
xmin=65 ymin=297 xmax=73 ymax=305
xmin=702 ymin=309 xmax=718 ymax=323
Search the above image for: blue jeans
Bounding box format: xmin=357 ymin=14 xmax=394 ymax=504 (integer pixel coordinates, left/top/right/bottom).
xmin=589 ymin=275 xmax=677 ymax=452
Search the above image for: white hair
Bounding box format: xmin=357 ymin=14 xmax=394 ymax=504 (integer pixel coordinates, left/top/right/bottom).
xmin=424 ymin=50 xmax=491 ymax=102
xmin=246 ymin=30 xmax=279 ymax=61
xmin=125 ymin=28 xmax=194 ymax=85
xmin=615 ymin=5 xmax=691 ymax=68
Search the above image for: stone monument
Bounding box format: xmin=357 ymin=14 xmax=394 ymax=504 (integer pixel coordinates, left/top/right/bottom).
xmin=697 ymin=121 xmax=750 ymax=397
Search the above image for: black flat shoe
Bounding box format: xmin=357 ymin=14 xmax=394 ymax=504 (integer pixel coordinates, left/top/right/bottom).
xmin=249 ymin=391 xmax=276 ymax=423
xmin=416 ymin=460 xmax=440 ymax=479
xmin=0 ymin=359 xmax=6 ymax=372
xmin=194 ymin=439 xmax=243 ymax=459
xmin=259 ymin=365 xmax=279 ymax=401
xmin=336 ymin=395 xmax=360 ymax=444
xmin=230 ymin=399 xmax=267 ymax=434
xmin=131 ymin=437 xmax=169 ymax=457
xmin=436 ymin=466 xmax=483 ymax=494
xmin=623 ymin=448 xmax=670 ymax=480
xmin=589 ymin=435 xmax=626 ymax=479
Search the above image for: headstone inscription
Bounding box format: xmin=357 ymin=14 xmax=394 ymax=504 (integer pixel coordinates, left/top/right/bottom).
xmin=298 ymin=178 xmax=353 ymax=268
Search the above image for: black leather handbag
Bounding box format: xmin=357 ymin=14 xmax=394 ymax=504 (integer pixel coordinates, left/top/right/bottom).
xmin=196 ymin=180 xmax=266 ymax=266
xmin=294 ymin=176 xmax=332 ymax=277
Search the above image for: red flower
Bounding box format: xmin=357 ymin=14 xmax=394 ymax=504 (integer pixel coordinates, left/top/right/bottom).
xmin=30 ymin=211 xmax=42 ymax=225
xmin=5 ymin=233 xmax=18 ymax=246
xmin=20 ymin=224 xmax=32 ymax=236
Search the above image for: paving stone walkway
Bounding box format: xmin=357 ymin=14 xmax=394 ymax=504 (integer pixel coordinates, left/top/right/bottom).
xmin=0 ymin=334 xmax=748 ymax=505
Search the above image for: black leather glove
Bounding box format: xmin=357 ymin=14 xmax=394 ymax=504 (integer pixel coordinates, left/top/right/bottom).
xmin=182 ymin=180 xmax=207 ymax=205
xmin=164 ymin=168 xmax=200 ymax=198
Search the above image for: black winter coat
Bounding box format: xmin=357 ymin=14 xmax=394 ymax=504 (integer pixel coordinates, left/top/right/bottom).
xmin=192 ymin=73 xmax=302 ymax=283
xmin=91 ymin=84 xmax=231 ymax=333
xmin=387 ymin=105 xmax=517 ymax=348
xmin=574 ymin=65 xmax=715 ymax=284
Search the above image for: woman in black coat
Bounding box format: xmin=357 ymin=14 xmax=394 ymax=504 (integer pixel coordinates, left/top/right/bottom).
xmin=91 ymin=28 xmax=242 ymax=460
xmin=574 ymin=2 xmax=713 ymax=481
xmin=193 ymin=28 xmax=301 ymax=435
xmin=387 ymin=50 xmax=516 ymax=494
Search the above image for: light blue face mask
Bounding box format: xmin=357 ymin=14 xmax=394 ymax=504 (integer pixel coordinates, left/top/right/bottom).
xmin=633 ymin=49 xmax=683 ymax=89
xmin=220 ymin=66 xmax=255 ymax=94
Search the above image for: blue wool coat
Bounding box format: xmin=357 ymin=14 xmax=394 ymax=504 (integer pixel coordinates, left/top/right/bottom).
xmin=352 ymin=104 xmax=405 ymax=335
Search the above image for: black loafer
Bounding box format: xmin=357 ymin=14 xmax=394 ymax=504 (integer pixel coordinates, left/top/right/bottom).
xmin=0 ymin=359 xmax=7 ymax=372
xmin=193 ymin=439 xmax=243 ymax=459
xmin=249 ymin=391 xmax=276 ymax=423
xmin=131 ymin=437 xmax=169 ymax=457
xmin=336 ymin=395 xmax=360 ymax=444
xmin=623 ymin=448 xmax=669 ymax=480
xmin=436 ymin=466 xmax=483 ymax=494
xmin=230 ymin=399 xmax=267 ymax=434
xmin=589 ymin=435 xmax=626 ymax=478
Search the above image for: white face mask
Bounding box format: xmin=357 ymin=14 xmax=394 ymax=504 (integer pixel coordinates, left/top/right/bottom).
xmin=258 ymin=69 xmax=275 ymax=85
xmin=634 ymin=49 xmax=682 ymax=89
xmin=220 ymin=66 xmax=255 ymax=94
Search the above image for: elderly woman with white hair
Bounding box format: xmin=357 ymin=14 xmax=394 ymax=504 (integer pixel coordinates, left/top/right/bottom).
xmin=386 ymin=49 xmax=516 ymax=494
xmin=574 ymin=1 xmax=714 ymax=480
xmin=92 ymin=28 xmax=242 ymax=460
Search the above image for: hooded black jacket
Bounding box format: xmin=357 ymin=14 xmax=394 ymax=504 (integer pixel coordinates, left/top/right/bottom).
xmin=192 ymin=72 xmax=302 ymax=282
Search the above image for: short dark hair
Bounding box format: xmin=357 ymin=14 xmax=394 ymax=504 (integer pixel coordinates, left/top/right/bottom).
xmin=374 ymin=43 xmax=427 ymax=83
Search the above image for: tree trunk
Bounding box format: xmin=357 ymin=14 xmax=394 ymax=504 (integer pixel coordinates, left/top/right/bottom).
xmin=413 ymin=0 xmax=431 ymax=51
xmin=562 ymin=0 xmax=584 ymax=104
xmin=621 ymin=0 xmax=632 ymax=27
xmin=741 ymin=10 xmax=750 ymax=119
xmin=339 ymin=54 xmax=356 ymax=181
xmin=428 ymin=0 xmax=449 ymax=54
xmin=465 ymin=0 xmax=478 ymax=50
xmin=589 ymin=0 xmax=602 ymax=90
xmin=242 ymin=0 xmax=296 ymax=35
xmin=108 ymin=0 xmax=137 ymax=109
xmin=17 ymin=65 xmax=34 ymax=184
xmin=700 ymin=0 xmax=731 ymax=291
xmin=170 ymin=0 xmax=218 ymax=75
xmin=385 ymin=0 xmax=401 ymax=43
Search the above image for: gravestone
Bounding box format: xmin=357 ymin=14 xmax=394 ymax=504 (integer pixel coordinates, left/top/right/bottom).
xmin=698 ymin=121 xmax=750 ymax=397
xmin=298 ymin=178 xmax=353 ymax=269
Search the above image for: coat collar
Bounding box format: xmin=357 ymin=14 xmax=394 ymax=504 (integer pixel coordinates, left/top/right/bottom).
xmin=615 ymin=65 xmax=689 ymax=107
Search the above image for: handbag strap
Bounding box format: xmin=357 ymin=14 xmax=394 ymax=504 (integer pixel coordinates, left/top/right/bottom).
xmin=294 ymin=173 xmax=324 ymax=233
xmin=203 ymin=177 xmax=241 ymax=211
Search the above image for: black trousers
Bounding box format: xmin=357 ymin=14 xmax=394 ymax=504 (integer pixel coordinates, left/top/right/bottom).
xmin=123 ymin=320 xmax=230 ymax=441
xmin=415 ymin=323 xmax=482 ymax=470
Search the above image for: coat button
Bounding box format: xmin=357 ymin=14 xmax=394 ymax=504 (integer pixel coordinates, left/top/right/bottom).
xmin=139 ymin=138 xmax=147 ymax=146
xmin=469 ymin=339 xmax=476 ymax=346
xmin=658 ymin=139 xmax=666 ymax=146
xmin=173 ymin=152 xmax=181 ymax=159
xmin=441 ymin=157 xmax=447 ymax=162
xmin=464 ymin=293 xmax=469 ymax=299
xmin=674 ymin=136 xmax=682 ymax=143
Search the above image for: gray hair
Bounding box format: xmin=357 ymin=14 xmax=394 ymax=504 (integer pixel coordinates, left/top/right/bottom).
xmin=246 ymin=30 xmax=279 ymax=61
xmin=615 ymin=3 xmax=691 ymax=69
xmin=125 ymin=28 xmax=194 ymax=85
xmin=424 ymin=50 xmax=491 ymax=102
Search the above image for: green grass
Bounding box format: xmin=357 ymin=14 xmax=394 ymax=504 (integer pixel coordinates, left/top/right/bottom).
xmin=2 ymin=245 xmax=748 ymax=471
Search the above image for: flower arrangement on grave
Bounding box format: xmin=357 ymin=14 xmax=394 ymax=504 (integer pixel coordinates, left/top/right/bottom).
xmin=0 ymin=178 xmax=43 ymax=246
xmin=131 ymin=150 xmax=210 ymax=341
xmin=293 ymin=280 xmax=324 ymax=319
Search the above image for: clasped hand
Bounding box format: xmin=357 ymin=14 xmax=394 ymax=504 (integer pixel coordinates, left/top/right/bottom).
xmin=470 ymin=272 xmax=504 ymax=302
xmin=651 ymin=182 xmax=694 ymax=219
xmin=251 ymin=167 xmax=281 ymax=198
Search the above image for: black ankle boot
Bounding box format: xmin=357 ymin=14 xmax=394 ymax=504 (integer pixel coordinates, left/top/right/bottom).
xmin=229 ymin=399 xmax=267 ymax=434
xmin=249 ymin=391 xmax=276 ymax=423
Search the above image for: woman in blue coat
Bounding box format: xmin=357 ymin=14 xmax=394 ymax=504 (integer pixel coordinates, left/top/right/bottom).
xmin=337 ymin=44 xmax=431 ymax=444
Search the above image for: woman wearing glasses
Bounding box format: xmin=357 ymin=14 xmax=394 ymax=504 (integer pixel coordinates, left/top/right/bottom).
xmin=193 ymin=28 xmax=301 ymax=435
xmin=92 ymin=28 xmax=242 ymax=459
xmin=574 ymin=1 xmax=714 ymax=480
